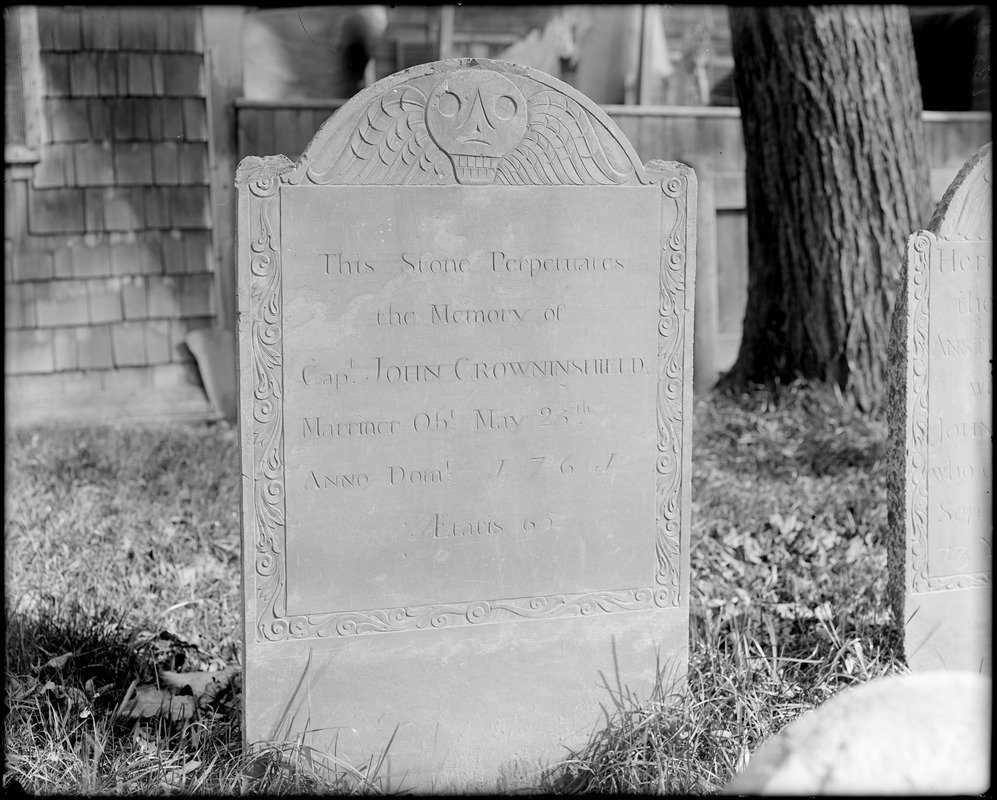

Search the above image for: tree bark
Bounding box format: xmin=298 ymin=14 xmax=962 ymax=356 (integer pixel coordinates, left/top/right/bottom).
xmin=718 ymin=6 xmax=931 ymax=411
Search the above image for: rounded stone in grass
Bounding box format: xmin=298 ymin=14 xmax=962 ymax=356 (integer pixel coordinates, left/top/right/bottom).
xmin=724 ymin=670 xmax=990 ymax=795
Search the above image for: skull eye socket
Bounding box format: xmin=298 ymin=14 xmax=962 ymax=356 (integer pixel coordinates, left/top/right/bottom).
xmin=494 ymin=94 xmax=517 ymax=121
xmin=437 ymin=91 xmax=461 ymax=118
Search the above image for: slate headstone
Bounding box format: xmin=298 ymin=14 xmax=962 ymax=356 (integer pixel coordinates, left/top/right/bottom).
xmin=887 ymin=142 xmax=992 ymax=673
xmin=236 ymin=59 xmax=696 ymax=791
xmin=235 ymin=59 xmax=697 ymax=791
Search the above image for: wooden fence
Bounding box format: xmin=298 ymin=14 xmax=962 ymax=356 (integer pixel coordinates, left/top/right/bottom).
xmin=236 ymin=101 xmax=991 ymax=387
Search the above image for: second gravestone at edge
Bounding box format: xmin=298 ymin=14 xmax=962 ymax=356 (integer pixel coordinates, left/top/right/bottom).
xmin=887 ymin=142 xmax=992 ymax=674
xmin=235 ymin=60 xmax=697 ymax=790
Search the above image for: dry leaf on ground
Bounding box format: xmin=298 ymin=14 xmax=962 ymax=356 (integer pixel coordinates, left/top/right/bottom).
xmin=159 ymin=665 xmax=240 ymax=707
xmin=33 ymin=653 xmax=76 ymax=672
xmin=115 ymin=682 xmax=197 ymax=721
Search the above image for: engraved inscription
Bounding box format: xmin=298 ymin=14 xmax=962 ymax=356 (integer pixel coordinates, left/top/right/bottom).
xmin=430 ymin=303 xmax=530 ymax=324
xmin=402 ymin=253 xmax=471 ymax=274
xmin=936 ymin=247 xmax=992 ymax=273
xmin=303 ymin=354 xmax=648 ymax=390
xmin=324 ymin=252 xmax=374 ymax=275
xmin=306 ymin=470 xmax=370 ymax=489
xmin=389 ymin=462 xmax=452 ymax=486
xmin=320 ymin=249 xmax=631 ymax=280
xmin=475 ymin=409 xmax=525 ymax=431
xmin=302 ymin=417 xmax=401 ymax=438
xmin=280 ymin=186 xmax=667 ymax=618
xmin=924 ymin=238 xmax=993 ymax=583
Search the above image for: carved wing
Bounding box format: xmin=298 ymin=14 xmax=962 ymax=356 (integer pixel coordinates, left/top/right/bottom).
xmin=497 ymin=91 xmax=634 ymax=186
xmin=307 ymin=87 xmax=452 ymax=185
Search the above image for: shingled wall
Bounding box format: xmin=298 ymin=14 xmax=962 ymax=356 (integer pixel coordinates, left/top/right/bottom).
xmin=5 ymin=7 xmax=218 ymax=424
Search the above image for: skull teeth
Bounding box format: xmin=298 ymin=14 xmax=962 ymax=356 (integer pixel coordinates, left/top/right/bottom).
xmin=452 ymin=154 xmax=500 ymax=184
xmin=453 ymin=154 xmax=501 ymax=168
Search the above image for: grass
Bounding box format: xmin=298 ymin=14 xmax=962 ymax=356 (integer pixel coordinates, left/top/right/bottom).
xmin=4 ymin=380 xmax=905 ymax=794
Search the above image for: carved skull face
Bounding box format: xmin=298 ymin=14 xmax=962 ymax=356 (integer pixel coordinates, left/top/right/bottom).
xmin=426 ymin=70 xmax=528 ymax=185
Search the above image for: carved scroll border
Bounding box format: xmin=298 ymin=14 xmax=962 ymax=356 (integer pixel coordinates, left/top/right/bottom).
xmin=655 ymin=173 xmax=688 ymax=607
xmin=908 ymin=232 xmax=991 ymax=592
xmin=246 ymin=174 xmax=688 ymax=642
xmin=246 ymin=170 xmax=290 ymax=641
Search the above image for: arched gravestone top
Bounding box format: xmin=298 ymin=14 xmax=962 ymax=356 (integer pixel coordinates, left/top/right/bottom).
xmin=927 ymin=142 xmax=992 ymax=240
xmin=236 ymin=58 xmax=693 ymax=644
xmin=886 ymin=141 xmax=992 ymax=673
xmin=236 ymin=58 xmax=649 ymax=188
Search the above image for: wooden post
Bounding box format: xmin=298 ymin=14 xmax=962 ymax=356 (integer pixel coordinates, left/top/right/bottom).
xmin=638 ymin=5 xmax=652 ymax=106
xmin=202 ymin=6 xmax=245 ymax=334
xmin=439 ymin=6 xmax=455 ymax=60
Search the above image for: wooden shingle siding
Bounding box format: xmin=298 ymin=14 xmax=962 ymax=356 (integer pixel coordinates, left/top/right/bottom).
xmin=32 ymin=144 xmax=74 ymax=188
xmin=37 ymin=7 xmax=82 ymax=51
xmin=108 ymin=235 xmax=155 ymax=276
xmin=86 ymin=279 xmax=124 ymax=325
xmin=12 ymin=250 xmax=54 ymax=282
xmin=181 ymin=99 xmax=209 ymax=140
xmin=80 ymin=8 xmax=120 ymax=51
xmin=52 ymin=247 xmax=73 ymax=279
xmin=160 ymin=230 xmax=186 ymax=274
xmin=119 ymin=9 xmax=158 ymax=51
xmin=148 ymin=276 xmax=180 ymax=317
xmin=72 ymin=240 xmax=114 ymax=278
xmin=46 ymin=98 xmax=90 ymax=140
xmin=110 ymin=320 xmax=146 ymax=366
xmin=6 ymin=6 xmax=217 ymax=424
xmin=28 ymin=188 xmax=86 ymax=234
xmin=74 ymin=143 xmax=116 ymax=186
xmin=178 ymin=143 xmax=209 ymax=184
xmin=75 ymin=325 xmax=114 ymax=370
xmin=177 ymin=273 xmax=214 ymax=318
xmin=143 ymin=188 xmax=172 ymax=229
xmin=6 ymin=283 xmax=38 ymax=328
xmin=68 ymin=52 xmax=100 ymax=96
xmin=6 ymin=329 xmax=56 ymax=373
xmin=52 ymin=326 xmax=76 ymax=370
xmin=40 ymin=52 xmax=71 ymax=97
xmin=146 ymin=319 xmax=173 ymax=364
xmin=164 ymin=54 xmax=206 ymax=96
xmin=182 ymin=231 xmax=212 ymax=275
xmin=171 ymin=187 xmax=211 ymax=229
xmin=121 ymin=276 xmax=148 ymax=319
xmin=152 ymin=142 xmax=180 ymax=184
xmin=101 ymin=187 xmax=144 ymax=232
xmin=34 ymin=278 xmax=90 ymax=326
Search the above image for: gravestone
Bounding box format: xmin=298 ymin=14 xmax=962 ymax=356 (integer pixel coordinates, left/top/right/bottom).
xmin=235 ymin=59 xmax=696 ymax=791
xmin=887 ymin=142 xmax=992 ymax=674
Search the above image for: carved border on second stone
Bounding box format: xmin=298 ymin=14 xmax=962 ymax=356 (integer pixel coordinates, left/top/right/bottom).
xmin=246 ymin=173 xmax=689 ymax=642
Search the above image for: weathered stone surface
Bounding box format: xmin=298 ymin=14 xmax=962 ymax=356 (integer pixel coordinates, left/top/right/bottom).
xmin=236 ymin=59 xmax=697 ymax=791
xmin=887 ymin=142 xmax=992 ymax=674
xmin=724 ymin=671 xmax=992 ymax=794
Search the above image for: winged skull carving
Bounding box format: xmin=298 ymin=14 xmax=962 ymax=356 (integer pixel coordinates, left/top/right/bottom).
xmin=307 ymin=69 xmax=635 ymax=186
xmin=308 ymin=87 xmax=451 ymax=185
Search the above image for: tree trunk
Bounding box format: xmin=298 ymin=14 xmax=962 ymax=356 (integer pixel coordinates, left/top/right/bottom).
xmin=718 ymin=6 xmax=931 ymax=411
